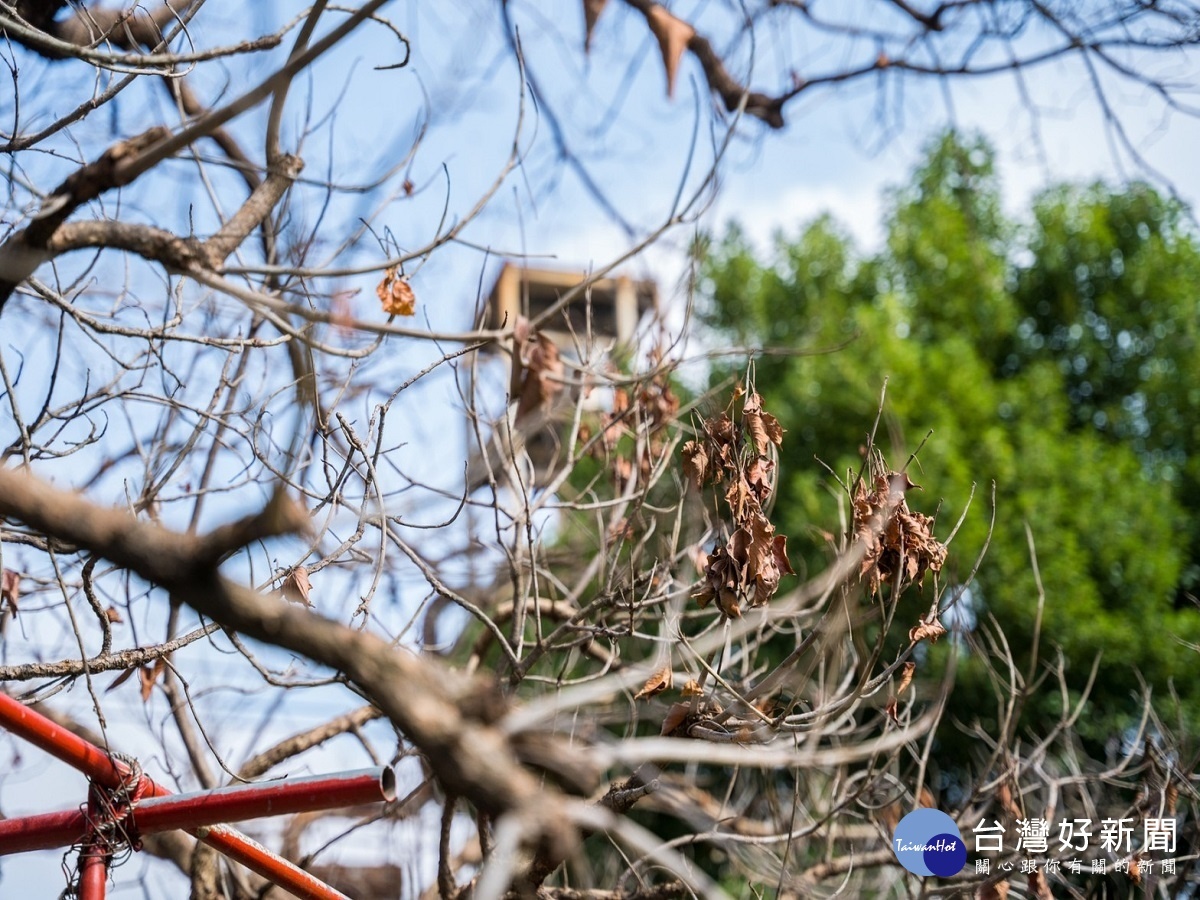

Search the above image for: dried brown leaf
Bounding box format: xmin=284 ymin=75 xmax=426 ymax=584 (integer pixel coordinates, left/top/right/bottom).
xmin=772 ymin=535 xmax=794 ymax=577
xmin=139 ymin=658 xmax=165 ymax=704
xmin=1 ymin=568 xmax=19 ymax=615
xmin=681 ymin=440 xmax=710 ymax=490
xmin=745 ymin=455 xmax=773 ymax=504
xmin=680 ymin=679 xmax=704 ymax=698
xmin=634 ymin=664 xmax=673 ymax=700
xmin=283 ymin=565 xmax=312 ymax=606
xmin=104 ymin=606 xmax=123 ymax=624
xmin=724 ymin=475 xmax=753 ymax=521
xmin=645 ymin=4 xmax=695 ymax=98
xmin=661 ymin=701 xmax=690 ymax=736
xmin=716 ymin=588 xmax=742 ymax=619
xmin=760 ymin=411 xmax=784 ymax=447
xmin=106 ymin=666 xmax=139 ymax=693
xmin=908 ymin=616 xmax=947 ymax=645
xmin=884 ymin=696 xmax=899 ymax=723
xmin=897 ymin=661 xmax=916 ymax=695
xmin=514 ymin=334 xmax=564 ymax=423
xmin=703 ymin=412 xmax=734 ymax=447
xmin=376 ymin=267 xmax=416 ymax=316
xmin=1027 ymin=870 xmax=1052 ymax=900
xmin=997 ymin=783 xmax=1022 ymax=821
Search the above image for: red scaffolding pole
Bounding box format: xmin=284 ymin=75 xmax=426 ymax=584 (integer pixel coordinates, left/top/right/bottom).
xmin=0 ymin=692 xmax=395 ymax=900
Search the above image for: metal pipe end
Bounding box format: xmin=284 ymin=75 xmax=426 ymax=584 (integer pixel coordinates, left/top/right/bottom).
xmin=380 ymin=766 xmax=397 ymax=802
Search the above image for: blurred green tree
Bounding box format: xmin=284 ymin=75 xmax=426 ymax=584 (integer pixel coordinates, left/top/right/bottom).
xmin=699 ymin=131 xmax=1200 ymax=750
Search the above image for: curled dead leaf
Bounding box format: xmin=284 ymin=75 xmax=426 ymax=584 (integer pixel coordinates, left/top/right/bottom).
xmin=283 ymin=565 xmax=312 ymax=606
xmin=376 ymin=266 xmax=416 ymax=316
xmin=634 ymin=664 xmax=673 ymax=700
xmin=742 ymin=392 xmax=784 ymax=455
xmin=681 ymin=440 xmax=710 ymax=490
xmin=104 ymin=606 xmax=123 ymax=624
xmin=744 ymin=455 xmax=774 ymax=505
xmin=908 ymin=616 xmax=947 ymax=645
xmin=680 ymin=679 xmax=704 ymax=698
xmin=897 ymin=661 xmax=915 ymax=695
xmin=885 ymin=696 xmax=899 ymax=723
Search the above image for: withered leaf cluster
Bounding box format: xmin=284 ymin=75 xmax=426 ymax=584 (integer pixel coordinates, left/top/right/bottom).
xmin=586 ymin=353 xmax=680 ymax=494
xmin=852 ymin=470 xmax=947 ymax=595
xmin=686 ymin=390 xmax=793 ymax=618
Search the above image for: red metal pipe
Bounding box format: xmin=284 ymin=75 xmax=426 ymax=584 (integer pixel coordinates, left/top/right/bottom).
xmin=134 ymin=767 xmax=395 ymax=833
xmin=0 ymin=768 xmax=395 ymax=855
xmin=79 ymin=785 xmax=109 ymax=900
xmin=0 ymin=808 xmax=84 ymax=855
xmin=0 ymin=693 xmax=374 ymax=900
xmin=78 ymin=846 xmax=107 ymax=900
xmin=0 ymin=692 xmax=126 ymax=788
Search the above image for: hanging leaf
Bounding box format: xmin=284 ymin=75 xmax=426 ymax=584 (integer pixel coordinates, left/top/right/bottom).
xmin=376 ymin=266 xmax=416 ymax=316
xmin=139 ymin=658 xmax=166 ymax=703
xmin=583 ymin=0 xmax=608 ymax=51
xmin=681 ymin=440 xmax=710 ymax=490
xmin=107 ymin=666 xmax=139 ymax=693
xmin=897 ymin=660 xmax=916 ymax=694
xmin=283 ymin=565 xmax=312 ymax=606
xmin=742 ymin=392 xmax=784 ymax=455
xmin=104 ymin=606 xmax=123 ymax=624
xmin=514 ymin=334 xmax=564 ymax=423
xmin=645 ymin=4 xmax=695 ymax=98
xmin=1 ymin=569 xmax=19 ymax=616
xmin=908 ymin=615 xmax=947 ymax=645
xmin=634 ymin=664 xmax=673 ymax=700
xmin=884 ymin=696 xmax=899 ymax=723
xmin=680 ymin=679 xmax=704 ymax=698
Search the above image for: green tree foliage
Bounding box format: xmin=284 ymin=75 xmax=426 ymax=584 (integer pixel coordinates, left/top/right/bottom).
xmin=699 ymin=131 xmax=1200 ymax=748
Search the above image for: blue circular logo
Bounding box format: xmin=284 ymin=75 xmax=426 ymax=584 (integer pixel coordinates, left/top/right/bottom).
xmin=893 ymin=809 xmax=967 ymax=877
